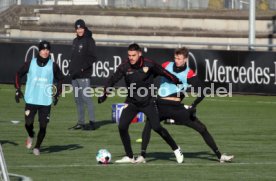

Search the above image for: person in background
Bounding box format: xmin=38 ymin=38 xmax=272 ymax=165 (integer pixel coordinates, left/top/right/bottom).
xmin=69 ymin=19 xmax=97 ymax=131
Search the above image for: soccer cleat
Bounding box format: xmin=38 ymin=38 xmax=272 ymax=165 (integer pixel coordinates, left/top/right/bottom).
xmin=25 ymin=137 xmax=33 ymax=149
xmin=135 ymin=155 xmax=146 ymax=163
xmin=115 ymin=156 xmax=135 ymax=163
xmin=70 ymin=124 xmax=84 ymax=130
xmin=33 ymin=148 xmax=40 ymax=156
xmin=173 ymin=147 xmax=184 ymax=163
xmin=82 ymin=121 xmax=95 ymax=131
xmin=219 ymin=154 xmax=234 ymax=163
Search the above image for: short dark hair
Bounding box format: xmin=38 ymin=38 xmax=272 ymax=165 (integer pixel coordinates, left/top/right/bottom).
xmin=174 ymin=47 xmax=189 ymax=58
xmin=128 ymin=43 xmax=141 ymax=51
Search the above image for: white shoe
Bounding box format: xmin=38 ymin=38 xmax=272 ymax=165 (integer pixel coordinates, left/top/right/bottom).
xmin=174 ymin=147 xmax=184 ymax=163
xmin=25 ymin=137 xmax=33 ymax=149
xmin=115 ymin=156 xmax=135 ymax=163
xmin=135 ymin=156 xmax=146 ymax=163
xmin=219 ymin=154 xmax=234 ymax=163
xmin=33 ymin=148 xmax=40 ymax=156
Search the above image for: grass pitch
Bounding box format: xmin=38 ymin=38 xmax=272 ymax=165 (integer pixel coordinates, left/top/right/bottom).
xmin=1 ymin=84 xmax=276 ymax=181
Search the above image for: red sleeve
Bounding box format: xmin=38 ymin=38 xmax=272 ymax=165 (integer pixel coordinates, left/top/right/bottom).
xmin=162 ymin=61 xmax=170 ymax=68
xmin=187 ymin=70 xmax=196 ymax=79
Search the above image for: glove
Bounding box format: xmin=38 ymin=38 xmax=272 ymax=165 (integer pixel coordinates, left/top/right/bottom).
xmin=53 ymin=95 xmax=59 ymax=106
xmin=15 ymin=89 xmax=23 ymax=103
xmin=98 ymin=94 xmax=107 ymax=104
xmin=187 ymin=104 xmax=197 ymax=121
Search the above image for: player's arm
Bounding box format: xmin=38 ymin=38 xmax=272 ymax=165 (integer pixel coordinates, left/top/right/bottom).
xmin=98 ymin=64 xmax=125 ymax=103
xmin=151 ymin=60 xmax=181 ymax=84
xmin=15 ymin=61 xmax=30 ymax=89
xmin=14 ymin=61 xmax=31 ymax=103
xmin=53 ymin=63 xmax=64 ymax=106
xmin=83 ymin=37 xmax=97 ymax=71
xmin=187 ymin=70 xmax=205 ymax=107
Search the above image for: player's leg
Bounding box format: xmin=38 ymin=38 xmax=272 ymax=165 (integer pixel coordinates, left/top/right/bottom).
xmin=137 ymin=103 xmax=168 ymax=162
xmin=169 ymin=106 xmax=233 ymax=162
xmin=33 ymin=105 xmax=51 ymax=155
xmin=79 ymin=78 xmax=95 ymax=130
xmin=24 ymin=104 xmax=37 ymax=149
xmin=141 ymin=101 xmax=183 ymax=163
xmin=115 ymin=103 xmax=138 ymax=163
xmin=72 ymin=79 xmax=85 ymax=128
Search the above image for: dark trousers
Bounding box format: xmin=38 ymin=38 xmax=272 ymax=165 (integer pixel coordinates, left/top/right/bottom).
xmin=25 ymin=104 xmax=51 ymax=149
xmin=119 ymin=101 xmax=178 ymax=158
xmin=141 ymin=99 xmax=219 ymax=157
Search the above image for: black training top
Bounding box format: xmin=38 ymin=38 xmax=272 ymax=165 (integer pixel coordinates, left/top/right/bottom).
xmin=104 ymin=56 xmax=180 ymax=106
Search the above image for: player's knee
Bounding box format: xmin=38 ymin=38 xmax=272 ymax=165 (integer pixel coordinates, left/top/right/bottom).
xmin=25 ymin=119 xmax=33 ymax=126
xmin=118 ymin=124 xmax=128 ymax=131
xmin=198 ymin=125 xmax=208 ymax=135
xmin=151 ymin=125 xmax=163 ymax=133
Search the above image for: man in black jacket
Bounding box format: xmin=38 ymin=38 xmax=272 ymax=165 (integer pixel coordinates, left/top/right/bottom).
xmin=98 ymin=43 xmax=184 ymax=163
xmin=69 ymin=19 xmax=97 ymax=130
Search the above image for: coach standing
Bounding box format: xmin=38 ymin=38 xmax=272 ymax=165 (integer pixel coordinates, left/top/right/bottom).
xmin=15 ymin=40 xmax=63 ymax=156
xmin=69 ymin=19 xmax=97 ymax=130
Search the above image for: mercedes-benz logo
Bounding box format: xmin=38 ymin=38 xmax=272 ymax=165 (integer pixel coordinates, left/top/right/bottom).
xmin=25 ymin=45 xmax=39 ymax=62
xmin=188 ymin=52 xmax=198 ymax=76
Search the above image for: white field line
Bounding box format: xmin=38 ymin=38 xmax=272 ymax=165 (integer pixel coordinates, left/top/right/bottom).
xmin=206 ymin=98 xmax=276 ymax=104
xmin=8 ymin=162 xmax=276 ymax=168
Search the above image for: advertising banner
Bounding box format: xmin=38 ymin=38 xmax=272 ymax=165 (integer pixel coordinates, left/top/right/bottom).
xmin=0 ymin=42 xmax=275 ymax=94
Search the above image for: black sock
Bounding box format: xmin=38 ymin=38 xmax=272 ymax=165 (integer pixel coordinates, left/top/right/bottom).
xmin=214 ymin=150 xmax=222 ymax=159
xmin=34 ymin=127 xmax=46 ymax=149
xmin=141 ymin=150 xmax=146 ymax=158
xmin=25 ymin=124 xmax=34 ymax=138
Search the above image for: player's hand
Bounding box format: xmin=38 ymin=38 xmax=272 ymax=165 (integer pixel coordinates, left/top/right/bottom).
xmin=53 ymin=95 xmax=59 ymax=106
xmin=98 ymin=94 xmax=107 ymax=104
xmin=15 ymin=89 xmax=23 ymax=103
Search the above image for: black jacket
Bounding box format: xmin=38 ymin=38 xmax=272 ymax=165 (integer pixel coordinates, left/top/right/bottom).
xmin=69 ymin=28 xmax=97 ymax=79
xmin=104 ymin=56 xmax=180 ymax=106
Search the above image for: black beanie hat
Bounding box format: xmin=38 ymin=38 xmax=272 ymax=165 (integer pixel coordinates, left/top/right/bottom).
xmin=38 ymin=40 xmax=51 ymax=51
xmin=75 ymin=19 xmax=86 ymax=29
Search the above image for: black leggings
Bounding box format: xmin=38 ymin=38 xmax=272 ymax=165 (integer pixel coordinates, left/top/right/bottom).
xmin=25 ymin=104 xmax=51 ymax=149
xmin=119 ymin=101 xmax=178 ymax=158
xmin=141 ymin=99 xmax=220 ymax=158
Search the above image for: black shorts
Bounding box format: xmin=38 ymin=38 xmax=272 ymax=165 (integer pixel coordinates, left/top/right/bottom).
xmin=157 ymin=99 xmax=190 ymax=124
xmin=25 ymin=104 xmax=51 ymax=124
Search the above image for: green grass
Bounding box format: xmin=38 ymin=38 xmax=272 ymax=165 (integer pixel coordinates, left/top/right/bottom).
xmin=1 ymin=84 xmax=276 ymax=181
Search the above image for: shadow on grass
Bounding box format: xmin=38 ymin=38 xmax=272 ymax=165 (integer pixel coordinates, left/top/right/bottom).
xmin=40 ymin=144 xmax=83 ymax=153
xmin=146 ymin=151 xmax=217 ymax=162
xmin=0 ymin=140 xmax=18 ymax=146
xmin=94 ymin=120 xmax=114 ymax=129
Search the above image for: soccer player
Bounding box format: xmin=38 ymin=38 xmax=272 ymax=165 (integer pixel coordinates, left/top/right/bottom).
xmin=136 ymin=47 xmax=234 ymax=163
xmin=69 ymin=19 xmax=97 ymax=130
xmin=98 ymin=43 xmax=184 ymax=163
xmin=15 ymin=40 xmax=63 ymax=155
